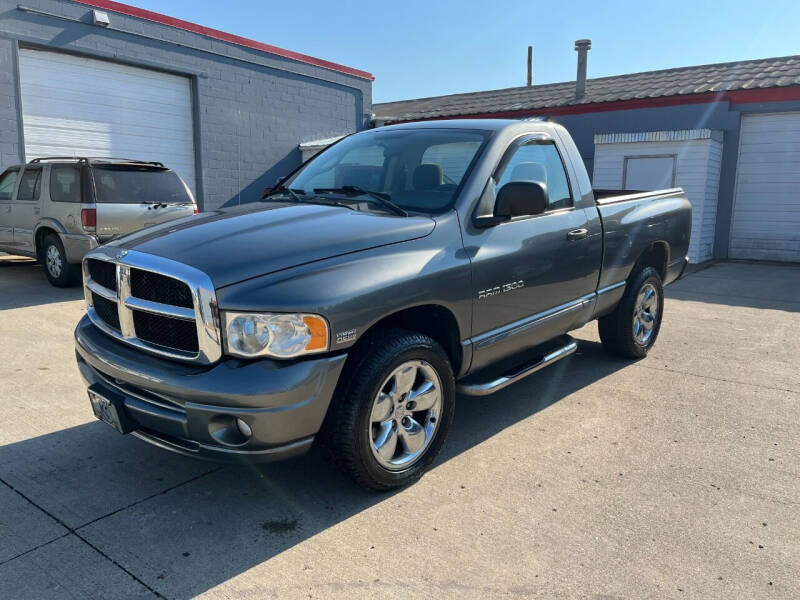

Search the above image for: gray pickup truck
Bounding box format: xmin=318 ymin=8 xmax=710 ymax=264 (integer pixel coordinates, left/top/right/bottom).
xmin=75 ymin=119 xmax=691 ymax=490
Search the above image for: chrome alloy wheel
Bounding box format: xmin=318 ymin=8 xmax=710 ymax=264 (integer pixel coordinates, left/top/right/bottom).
xmin=45 ymin=244 xmax=63 ymax=278
xmin=632 ymin=282 xmax=658 ymax=345
xmin=369 ymin=360 xmax=442 ymax=470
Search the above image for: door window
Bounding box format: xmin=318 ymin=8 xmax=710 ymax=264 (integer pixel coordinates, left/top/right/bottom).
xmin=17 ymin=169 xmax=42 ymax=201
xmin=50 ymin=165 xmax=82 ymax=202
xmin=495 ymin=142 xmax=573 ymax=210
xmin=0 ymin=169 xmax=19 ymax=201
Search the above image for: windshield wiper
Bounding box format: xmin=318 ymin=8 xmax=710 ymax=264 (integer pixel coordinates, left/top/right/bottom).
xmin=263 ymin=185 xmax=354 ymax=210
xmin=263 ymin=185 xmax=306 ymax=204
xmin=314 ymin=186 xmax=408 ymax=217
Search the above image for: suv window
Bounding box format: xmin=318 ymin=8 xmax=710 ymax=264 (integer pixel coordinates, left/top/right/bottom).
xmin=17 ymin=168 xmax=42 ymax=201
xmin=92 ymin=166 xmax=192 ymax=204
xmin=0 ymin=169 xmax=18 ymax=201
xmin=50 ymin=165 xmax=82 ymax=203
xmin=496 ymin=142 xmax=572 ymax=210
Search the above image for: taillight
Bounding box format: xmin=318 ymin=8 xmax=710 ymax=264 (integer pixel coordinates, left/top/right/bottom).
xmin=81 ymin=208 xmax=96 ymax=229
xmin=193 ymin=208 xmax=198 ymax=214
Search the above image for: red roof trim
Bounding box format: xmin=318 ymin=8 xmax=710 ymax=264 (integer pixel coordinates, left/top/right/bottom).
xmin=75 ymin=0 xmax=374 ymax=81
xmin=385 ymin=86 xmax=800 ymax=123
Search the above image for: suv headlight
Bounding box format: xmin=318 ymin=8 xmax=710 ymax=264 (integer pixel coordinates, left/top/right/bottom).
xmin=223 ymin=312 xmax=329 ymax=359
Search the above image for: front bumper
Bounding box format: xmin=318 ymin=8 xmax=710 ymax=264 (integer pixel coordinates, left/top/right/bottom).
xmin=74 ymin=315 xmax=347 ymax=463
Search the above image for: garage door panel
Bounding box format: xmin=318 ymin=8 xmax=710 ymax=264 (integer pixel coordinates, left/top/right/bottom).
xmin=19 ymin=49 xmax=196 ymax=194
xmin=21 ymin=88 xmax=192 ymax=124
xmin=730 ymin=112 xmax=800 ymax=261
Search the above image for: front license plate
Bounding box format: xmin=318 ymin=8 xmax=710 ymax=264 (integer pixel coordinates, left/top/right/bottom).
xmin=88 ymin=389 xmax=126 ymax=433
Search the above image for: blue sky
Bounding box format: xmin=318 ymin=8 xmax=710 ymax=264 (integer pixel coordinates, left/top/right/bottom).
xmin=131 ymin=0 xmax=800 ymax=103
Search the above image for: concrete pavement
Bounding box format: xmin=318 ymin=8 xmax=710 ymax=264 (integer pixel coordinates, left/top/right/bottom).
xmin=1 ymin=255 xmax=798 ymax=599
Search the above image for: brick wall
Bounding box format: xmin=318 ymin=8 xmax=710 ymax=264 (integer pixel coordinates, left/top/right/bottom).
xmin=0 ymin=0 xmax=372 ymax=209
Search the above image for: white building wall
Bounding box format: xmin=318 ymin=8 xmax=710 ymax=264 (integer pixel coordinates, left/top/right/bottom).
xmin=593 ymin=131 xmax=723 ymax=263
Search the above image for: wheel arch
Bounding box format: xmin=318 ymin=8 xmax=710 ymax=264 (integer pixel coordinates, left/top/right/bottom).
xmin=630 ymin=241 xmax=669 ymax=282
xmin=33 ymin=219 xmax=66 ymax=258
xmin=355 ymin=304 xmax=464 ymax=375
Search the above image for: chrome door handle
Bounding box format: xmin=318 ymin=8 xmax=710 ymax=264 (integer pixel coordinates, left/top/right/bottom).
xmin=566 ymin=228 xmax=588 ymax=241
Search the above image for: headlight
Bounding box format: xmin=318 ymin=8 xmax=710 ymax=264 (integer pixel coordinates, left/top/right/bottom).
xmin=223 ymin=312 xmax=328 ymax=359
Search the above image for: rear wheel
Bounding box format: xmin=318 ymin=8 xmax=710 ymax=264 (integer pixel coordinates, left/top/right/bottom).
xmin=41 ymin=233 xmax=80 ymax=287
xmin=598 ymin=266 xmax=664 ymax=358
xmin=318 ymin=329 xmax=455 ymax=490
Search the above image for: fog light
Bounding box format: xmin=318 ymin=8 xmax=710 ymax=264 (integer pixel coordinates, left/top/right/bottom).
xmin=208 ymin=415 xmax=252 ymax=446
xmin=236 ymin=418 xmax=252 ymax=439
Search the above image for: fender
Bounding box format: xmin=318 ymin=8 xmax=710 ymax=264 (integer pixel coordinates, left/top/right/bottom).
xmin=34 ymin=217 xmax=67 ymax=240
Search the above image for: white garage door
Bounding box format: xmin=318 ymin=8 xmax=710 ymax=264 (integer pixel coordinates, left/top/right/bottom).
xmin=18 ymin=49 xmax=196 ymax=193
xmin=730 ymin=113 xmax=800 ymax=261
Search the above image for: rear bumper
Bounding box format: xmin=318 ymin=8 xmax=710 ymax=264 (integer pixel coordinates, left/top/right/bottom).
xmin=74 ymin=315 xmax=347 ymax=464
xmin=60 ymin=232 xmax=99 ymax=264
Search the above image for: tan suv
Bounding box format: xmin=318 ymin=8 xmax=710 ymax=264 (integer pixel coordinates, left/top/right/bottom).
xmin=0 ymin=157 xmax=197 ymax=286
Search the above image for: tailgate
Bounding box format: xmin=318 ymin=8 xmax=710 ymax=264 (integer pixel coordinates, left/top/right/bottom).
xmin=97 ymin=202 xmax=196 ymax=237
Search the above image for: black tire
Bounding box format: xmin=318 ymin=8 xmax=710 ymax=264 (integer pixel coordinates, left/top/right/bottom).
xmin=41 ymin=233 xmax=80 ymax=287
xmin=318 ymin=328 xmax=455 ymax=491
xmin=598 ymin=266 xmax=664 ymax=359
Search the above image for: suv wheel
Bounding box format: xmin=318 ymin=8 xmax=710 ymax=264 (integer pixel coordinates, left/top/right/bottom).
xmin=41 ymin=233 xmax=80 ymax=287
xmin=598 ymin=266 xmax=664 ymax=358
xmin=318 ymin=329 xmax=455 ymax=490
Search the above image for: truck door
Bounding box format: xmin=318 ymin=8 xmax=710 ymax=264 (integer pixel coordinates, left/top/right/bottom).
xmin=11 ymin=165 xmax=43 ymax=253
xmin=0 ymin=168 xmax=19 ymax=245
xmin=467 ymin=137 xmax=597 ymax=370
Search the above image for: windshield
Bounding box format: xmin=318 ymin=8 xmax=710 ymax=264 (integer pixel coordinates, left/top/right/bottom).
xmin=92 ymin=166 xmax=193 ymax=204
xmin=286 ymin=128 xmax=490 ymax=213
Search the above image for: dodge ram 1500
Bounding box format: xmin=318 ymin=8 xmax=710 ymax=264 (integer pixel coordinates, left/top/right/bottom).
xmin=75 ymin=119 xmax=691 ymax=489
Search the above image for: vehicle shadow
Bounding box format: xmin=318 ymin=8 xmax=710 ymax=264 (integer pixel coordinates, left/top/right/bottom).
xmin=0 ymin=338 xmax=627 ymax=598
xmin=0 ymin=254 xmax=84 ymax=310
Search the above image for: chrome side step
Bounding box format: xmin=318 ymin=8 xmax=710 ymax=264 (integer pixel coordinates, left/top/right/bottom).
xmin=456 ymin=338 xmax=578 ymax=397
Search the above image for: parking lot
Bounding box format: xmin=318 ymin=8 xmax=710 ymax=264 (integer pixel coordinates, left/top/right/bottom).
xmin=0 ymin=255 xmax=798 ymax=599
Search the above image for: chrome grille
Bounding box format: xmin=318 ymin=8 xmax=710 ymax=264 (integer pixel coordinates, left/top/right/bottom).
xmin=133 ymin=310 xmax=199 ymax=353
xmin=87 ymin=259 xmax=117 ymax=292
xmin=82 ymin=248 xmax=221 ymax=364
xmin=130 ymin=269 xmax=193 ymax=308
xmin=91 ymin=291 xmax=120 ymax=331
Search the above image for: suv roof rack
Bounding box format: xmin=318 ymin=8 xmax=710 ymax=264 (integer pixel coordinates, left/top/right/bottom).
xmin=28 ymin=157 xmax=165 ymax=167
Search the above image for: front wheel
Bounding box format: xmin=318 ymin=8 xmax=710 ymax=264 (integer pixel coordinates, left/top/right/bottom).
xmin=318 ymin=329 xmax=455 ymax=490
xmin=598 ymin=266 xmax=664 ymax=358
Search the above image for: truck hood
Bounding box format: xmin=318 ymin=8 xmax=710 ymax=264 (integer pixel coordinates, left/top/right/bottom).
xmin=110 ymin=202 xmax=436 ymax=288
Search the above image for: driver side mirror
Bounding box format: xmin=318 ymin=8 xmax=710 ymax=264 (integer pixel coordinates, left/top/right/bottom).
xmin=494 ymin=181 xmax=548 ymax=218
